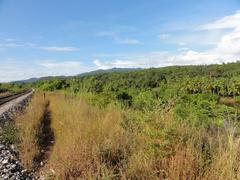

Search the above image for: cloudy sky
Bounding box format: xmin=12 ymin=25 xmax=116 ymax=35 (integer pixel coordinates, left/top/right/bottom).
xmin=0 ymin=0 xmax=239 ymax=82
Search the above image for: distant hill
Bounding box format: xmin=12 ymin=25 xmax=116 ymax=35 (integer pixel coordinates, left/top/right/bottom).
xmin=13 ymin=76 xmax=66 ymax=83
xmin=13 ymin=68 xmax=141 ymax=83
xmin=77 ymin=68 xmax=142 ymax=77
xmin=14 ymin=78 xmax=39 ymax=83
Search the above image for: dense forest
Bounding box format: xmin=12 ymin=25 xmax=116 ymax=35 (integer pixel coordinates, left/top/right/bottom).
xmin=35 ymin=62 xmax=240 ymax=96
xmin=2 ymin=62 xmax=240 ymax=127
xmin=1 ymin=62 xmax=240 ymax=179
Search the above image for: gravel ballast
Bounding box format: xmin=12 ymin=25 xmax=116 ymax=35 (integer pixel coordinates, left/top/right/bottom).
xmin=0 ymin=91 xmax=36 ymax=179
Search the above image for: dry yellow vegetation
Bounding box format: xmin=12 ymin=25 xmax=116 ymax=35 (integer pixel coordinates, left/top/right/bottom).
xmin=15 ymin=92 xmax=240 ymax=179
xmin=15 ymin=93 xmax=49 ymax=170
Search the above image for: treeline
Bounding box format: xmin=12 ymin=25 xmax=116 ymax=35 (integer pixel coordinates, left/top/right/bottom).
xmin=27 ymin=61 xmax=240 ymax=96
xmin=24 ymin=62 xmax=239 ymax=128
xmin=0 ymin=82 xmax=25 ymax=93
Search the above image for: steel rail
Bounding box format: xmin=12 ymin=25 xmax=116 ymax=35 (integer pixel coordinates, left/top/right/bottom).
xmin=0 ymin=89 xmax=32 ymax=106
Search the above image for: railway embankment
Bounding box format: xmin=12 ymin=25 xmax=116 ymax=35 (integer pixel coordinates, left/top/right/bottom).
xmin=0 ymin=90 xmax=36 ymax=180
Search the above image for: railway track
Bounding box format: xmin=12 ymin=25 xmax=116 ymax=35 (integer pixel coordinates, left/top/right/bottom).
xmin=0 ymin=89 xmax=32 ymax=106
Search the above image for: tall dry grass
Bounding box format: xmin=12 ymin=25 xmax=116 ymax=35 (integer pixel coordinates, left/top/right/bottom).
xmin=203 ymin=125 xmax=240 ymax=180
xmin=15 ymin=93 xmax=48 ymax=170
xmin=157 ymin=124 xmax=240 ymax=180
xmin=0 ymin=92 xmax=11 ymax=97
xmin=45 ymin=93 xmax=134 ymax=179
xmin=15 ymin=92 xmax=240 ymax=179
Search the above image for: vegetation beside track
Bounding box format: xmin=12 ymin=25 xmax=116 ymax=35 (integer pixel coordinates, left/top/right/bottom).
xmin=2 ymin=62 xmax=240 ymax=179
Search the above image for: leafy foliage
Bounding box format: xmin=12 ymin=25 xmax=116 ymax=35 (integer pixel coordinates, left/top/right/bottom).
xmin=2 ymin=62 xmax=240 ymax=128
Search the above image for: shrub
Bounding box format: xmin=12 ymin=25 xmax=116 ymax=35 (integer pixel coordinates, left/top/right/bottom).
xmin=133 ymin=91 xmax=155 ymax=110
xmin=0 ymin=123 xmax=20 ymax=144
xmin=117 ymin=91 xmax=133 ymax=107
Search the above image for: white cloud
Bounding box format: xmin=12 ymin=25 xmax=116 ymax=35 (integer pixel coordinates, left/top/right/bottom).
xmin=0 ymin=59 xmax=93 ymax=82
xmin=4 ymin=38 xmax=16 ymax=42
xmin=40 ymin=46 xmax=78 ymax=52
xmin=215 ymin=27 xmax=240 ymax=56
xmin=94 ymin=36 xmax=239 ymax=69
xmin=94 ymin=31 xmax=240 ymax=69
xmin=177 ymin=47 xmax=190 ymax=51
xmin=93 ymin=50 xmax=219 ymax=69
xmin=38 ymin=60 xmax=93 ymax=77
xmin=115 ymin=37 xmax=142 ymax=45
xmin=94 ymin=11 xmax=240 ymax=69
xmin=169 ymin=50 xmax=219 ymax=65
xmin=96 ymin=31 xmax=141 ymax=45
xmin=0 ymin=41 xmax=33 ymax=49
xmin=0 ymin=60 xmax=42 ymax=82
xmin=160 ymin=11 xmax=240 ymax=46
xmin=0 ymin=39 xmax=37 ymax=49
xmin=0 ymin=38 xmax=79 ymax=52
xmin=94 ymin=59 xmax=142 ymax=69
xmin=40 ymin=61 xmax=82 ymax=68
xmin=158 ymin=33 xmax=170 ymax=40
xmin=200 ymin=11 xmax=240 ymax=30
xmin=159 ymin=30 xmax=224 ymax=46
xmin=178 ymin=42 xmax=187 ymax=46
xmin=0 ymin=43 xmax=22 ymax=48
xmin=96 ymin=31 xmax=116 ymax=37
xmin=93 ymin=59 xmax=102 ymax=67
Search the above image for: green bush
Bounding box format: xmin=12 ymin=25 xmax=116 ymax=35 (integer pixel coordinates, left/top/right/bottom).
xmin=0 ymin=123 xmax=20 ymax=144
xmin=133 ymin=91 xmax=155 ymax=110
xmin=117 ymin=91 xmax=133 ymax=107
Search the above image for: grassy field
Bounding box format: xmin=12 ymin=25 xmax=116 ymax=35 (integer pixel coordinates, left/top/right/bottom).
xmin=12 ymin=91 xmax=240 ymax=179
xmin=1 ymin=63 xmax=239 ymax=179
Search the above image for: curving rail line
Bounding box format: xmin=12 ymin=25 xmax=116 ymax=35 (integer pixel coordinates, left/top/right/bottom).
xmin=0 ymin=89 xmax=32 ymax=106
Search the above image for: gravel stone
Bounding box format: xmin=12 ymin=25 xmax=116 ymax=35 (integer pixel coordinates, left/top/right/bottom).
xmin=0 ymin=90 xmax=37 ymax=179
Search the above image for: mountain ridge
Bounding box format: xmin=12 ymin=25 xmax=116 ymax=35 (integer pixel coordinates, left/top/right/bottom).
xmin=13 ymin=68 xmax=141 ymax=83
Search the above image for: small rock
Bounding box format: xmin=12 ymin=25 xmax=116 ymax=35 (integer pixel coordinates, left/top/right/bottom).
xmin=2 ymin=159 xmax=8 ymax=164
xmin=40 ymin=161 xmax=44 ymax=167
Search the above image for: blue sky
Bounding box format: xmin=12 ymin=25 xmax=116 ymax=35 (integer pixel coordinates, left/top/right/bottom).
xmin=0 ymin=0 xmax=240 ymax=82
